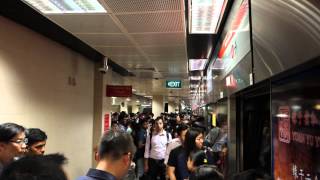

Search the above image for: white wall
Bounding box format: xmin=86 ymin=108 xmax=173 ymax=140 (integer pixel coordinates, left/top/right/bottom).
xmin=152 ymin=95 xmax=164 ymax=117
xmin=0 ymin=17 xmax=94 ymax=179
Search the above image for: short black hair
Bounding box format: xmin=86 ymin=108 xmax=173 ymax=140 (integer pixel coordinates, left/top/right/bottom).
xmin=0 ymin=123 xmax=25 ymax=143
xmin=0 ymin=154 xmax=68 ymax=180
xmin=99 ymin=130 xmax=136 ymax=161
xmin=25 ymin=128 xmax=47 ymax=146
xmin=176 ymin=123 xmax=189 ymax=136
xmin=190 ymin=165 xmax=223 ymax=180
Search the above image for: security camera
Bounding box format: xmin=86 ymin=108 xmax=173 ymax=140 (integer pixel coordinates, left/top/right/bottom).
xmin=99 ymin=67 xmax=108 ymax=74
xmin=99 ymin=57 xmax=109 ymax=74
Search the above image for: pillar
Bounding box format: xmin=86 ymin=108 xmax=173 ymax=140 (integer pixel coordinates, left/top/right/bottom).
xmin=168 ymin=101 xmax=175 ymax=113
xmin=152 ymin=95 xmax=164 ymax=117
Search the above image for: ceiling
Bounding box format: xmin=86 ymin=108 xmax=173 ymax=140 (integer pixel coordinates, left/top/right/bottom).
xmin=27 ymin=0 xmax=190 ymax=102
xmin=1 ymin=0 xmax=233 ymax=105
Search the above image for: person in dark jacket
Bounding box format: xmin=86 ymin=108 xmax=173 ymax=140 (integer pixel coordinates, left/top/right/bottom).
xmin=75 ymin=130 xmax=136 ymax=180
xmin=0 ymin=153 xmax=67 ymax=180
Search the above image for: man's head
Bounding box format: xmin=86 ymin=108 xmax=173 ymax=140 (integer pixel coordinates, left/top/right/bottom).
xmin=140 ymin=119 xmax=149 ymax=130
xmin=98 ymin=130 xmax=136 ymax=179
xmin=0 ymin=153 xmax=68 ymax=180
xmin=154 ymin=117 xmax=164 ymax=132
xmin=25 ymin=128 xmax=47 ymax=155
xmin=0 ymin=123 xmax=26 ymax=166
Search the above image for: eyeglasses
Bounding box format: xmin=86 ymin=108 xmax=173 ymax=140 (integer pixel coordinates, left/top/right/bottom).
xmin=9 ymin=138 xmax=28 ymax=145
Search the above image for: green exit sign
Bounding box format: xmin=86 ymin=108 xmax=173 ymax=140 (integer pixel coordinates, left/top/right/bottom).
xmin=166 ymin=80 xmax=182 ymax=88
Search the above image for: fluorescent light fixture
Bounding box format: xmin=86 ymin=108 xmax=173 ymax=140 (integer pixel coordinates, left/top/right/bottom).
xmin=111 ymin=97 xmax=116 ymax=105
xmin=190 ymin=76 xmax=202 ymax=81
xmin=190 ymin=84 xmax=198 ymax=89
xmin=144 ymin=96 xmax=153 ymax=98
xmin=291 ymin=105 xmax=301 ymax=111
xmin=22 ymin=0 xmax=107 ymax=14
xmin=141 ymin=104 xmax=151 ymax=107
xmin=189 ymin=59 xmax=208 ymax=71
xmin=189 ymin=0 xmax=226 ymax=34
xmin=126 ymin=98 xmax=131 ymax=101
xmin=276 ymin=114 xmax=289 ymax=118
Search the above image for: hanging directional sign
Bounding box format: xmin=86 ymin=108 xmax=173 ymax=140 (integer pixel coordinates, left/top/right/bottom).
xmin=166 ymin=80 xmax=182 ymax=88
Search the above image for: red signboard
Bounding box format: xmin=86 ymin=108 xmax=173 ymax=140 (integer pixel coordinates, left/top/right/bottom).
xmin=104 ymin=113 xmax=110 ymax=132
xmin=106 ymin=85 xmax=132 ymax=97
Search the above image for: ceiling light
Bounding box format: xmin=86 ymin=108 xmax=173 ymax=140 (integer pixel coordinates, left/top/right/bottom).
xmin=189 ymin=59 xmax=208 ymax=71
xmin=190 ymin=76 xmax=202 ymax=81
xmin=22 ymin=0 xmax=107 ymax=14
xmin=276 ymin=114 xmax=289 ymax=118
xmin=190 ymin=84 xmax=198 ymax=89
xmin=189 ymin=0 xmax=226 ymax=34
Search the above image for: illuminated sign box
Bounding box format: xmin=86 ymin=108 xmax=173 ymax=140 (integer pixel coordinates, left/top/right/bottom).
xmin=166 ymin=80 xmax=182 ymax=89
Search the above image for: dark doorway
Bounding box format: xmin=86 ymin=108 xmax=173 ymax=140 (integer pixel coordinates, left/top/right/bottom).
xmin=236 ymin=81 xmax=271 ymax=175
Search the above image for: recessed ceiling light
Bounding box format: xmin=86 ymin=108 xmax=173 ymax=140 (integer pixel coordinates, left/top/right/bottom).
xmin=189 ymin=0 xmax=226 ymax=34
xmin=22 ymin=0 xmax=107 ymax=14
xmin=190 ymin=76 xmax=202 ymax=81
xmin=189 ymin=59 xmax=208 ymax=71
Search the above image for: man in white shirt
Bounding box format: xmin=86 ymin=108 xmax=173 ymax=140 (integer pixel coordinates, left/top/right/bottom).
xmin=144 ymin=117 xmax=171 ymax=180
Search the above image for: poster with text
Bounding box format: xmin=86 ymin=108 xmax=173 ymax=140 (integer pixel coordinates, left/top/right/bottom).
xmin=272 ymin=66 xmax=320 ymax=180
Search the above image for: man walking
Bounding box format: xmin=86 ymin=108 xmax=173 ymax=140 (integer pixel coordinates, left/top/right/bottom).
xmin=76 ymin=130 xmax=136 ymax=180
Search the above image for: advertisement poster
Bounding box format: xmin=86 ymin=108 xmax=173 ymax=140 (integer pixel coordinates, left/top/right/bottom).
xmin=272 ymin=67 xmax=320 ymax=180
xmin=104 ymin=113 xmax=110 ymax=132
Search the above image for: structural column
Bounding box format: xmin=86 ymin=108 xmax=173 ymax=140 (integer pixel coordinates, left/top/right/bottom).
xmin=152 ymin=95 xmax=164 ymax=117
xmin=168 ymin=101 xmax=175 ymax=113
xmin=93 ymin=62 xmax=113 ymax=166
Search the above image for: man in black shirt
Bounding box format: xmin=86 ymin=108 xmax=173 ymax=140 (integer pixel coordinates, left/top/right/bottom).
xmin=76 ymin=130 xmax=136 ymax=180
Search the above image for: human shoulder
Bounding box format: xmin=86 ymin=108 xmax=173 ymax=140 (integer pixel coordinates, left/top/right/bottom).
xmin=75 ymin=176 xmax=95 ymax=180
xmin=171 ymin=145 xmax=184 ymax=154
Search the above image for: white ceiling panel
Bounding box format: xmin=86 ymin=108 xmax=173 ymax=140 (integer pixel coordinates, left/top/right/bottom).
xmin=161 ymin=72 xmax=189 ymax=79
xmin=103 ymin=0 xmax=182 ymax=13
xmin=149 ymin=55 xmax=187 ymax=62
xmin=109 ymin=55 xmax=147 ymax=62
xmin=95 ymin=46 xmax=140 ymax=56
xmin=131 ymin=33 xmax=185 ymax=46
xmin=74 ymin=34 xmax=132 ymax=46
xmin=116 ymin=12 xmax=184 ymax=33
xmin=109 ymin=55 xmax=150 ymax=69
xmin=32 ymin=0 xmax=191 ymax=100
xmin=47 ymin=14 xmax=122 ymax=33
xmin=142 ymin=45 xmax=186 ymax=56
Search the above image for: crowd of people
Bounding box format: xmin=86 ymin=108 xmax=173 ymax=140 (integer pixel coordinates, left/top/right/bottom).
xmin=106 ymin=111 xmax=227 ymax=180
xmin=0 ymin=111 xmax=230 ymax=180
